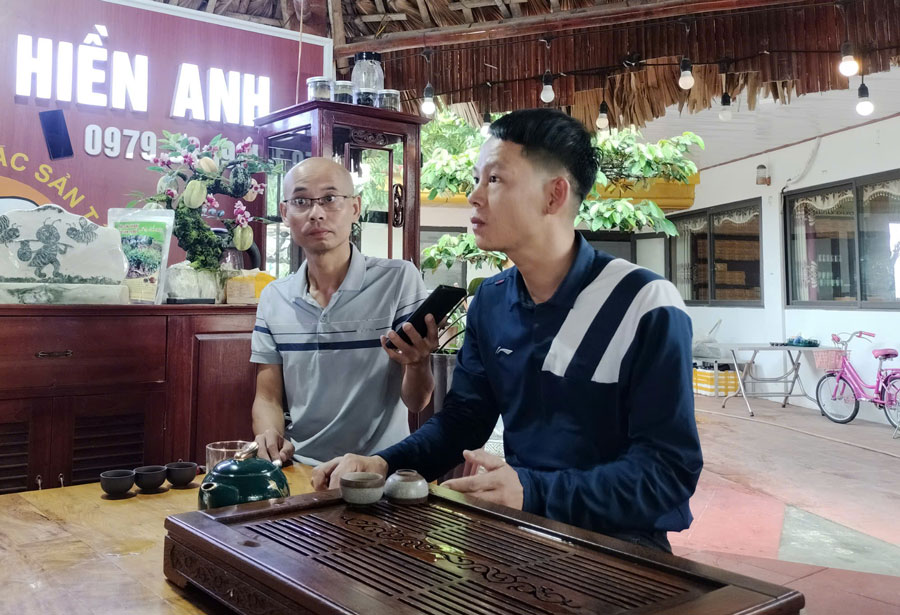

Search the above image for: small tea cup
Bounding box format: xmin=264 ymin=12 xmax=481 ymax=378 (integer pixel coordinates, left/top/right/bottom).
xmin=166 ymin=461 xmax=198 ymax=487
xmin=384 ymin=469 xmax=428 ymax=505
xmin=340 ymin=472 xmax=385 ymax=505
xmin=134 ymin=465 xmax=167 ymax=491
xmin=100 ymin=469 xmax=135 ymax=496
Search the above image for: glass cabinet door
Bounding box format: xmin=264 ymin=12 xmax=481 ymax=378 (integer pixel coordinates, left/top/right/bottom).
xmin=333 ymin=125 xmax=405 ymax=260
xmin=265 ymin=126 xmax=312 ymax=276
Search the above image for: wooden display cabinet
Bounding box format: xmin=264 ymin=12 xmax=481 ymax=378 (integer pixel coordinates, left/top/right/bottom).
xmin=255 ymin=100 xmax=429 ymax=273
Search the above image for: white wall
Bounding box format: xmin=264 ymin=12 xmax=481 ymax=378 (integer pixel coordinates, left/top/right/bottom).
xmin=684 ymin=115 xmax=900 ymax=423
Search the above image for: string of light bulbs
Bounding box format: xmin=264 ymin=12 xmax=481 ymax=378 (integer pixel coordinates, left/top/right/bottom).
xmin=388 ymin=0 xmax=893 ymax=122
xmin=411 ymin=41 xmax=894 ymax=122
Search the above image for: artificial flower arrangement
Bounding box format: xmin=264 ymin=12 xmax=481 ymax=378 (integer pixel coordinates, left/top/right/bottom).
xmin=129 ymin=132 xmax=282 ymax=270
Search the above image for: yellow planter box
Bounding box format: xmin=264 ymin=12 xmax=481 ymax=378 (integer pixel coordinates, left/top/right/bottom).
xmin=693 ymin=367 xmax=738 ymax=397
xmin=422 ymin=174 xmax=699 ymax=211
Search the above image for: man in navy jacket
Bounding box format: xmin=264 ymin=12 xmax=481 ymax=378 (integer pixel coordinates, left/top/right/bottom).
xmin=312 ymin=108 xmax=703 ymax=552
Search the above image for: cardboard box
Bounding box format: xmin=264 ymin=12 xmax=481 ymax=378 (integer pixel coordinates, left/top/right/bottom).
xmin=225 ymin=270 xmax=275 ymax=304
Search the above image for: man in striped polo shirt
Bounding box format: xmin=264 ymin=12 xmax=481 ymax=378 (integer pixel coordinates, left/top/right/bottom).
xmin=250 ymin=158 xmax=436 ymax=467
xmin=313 ymin=110 xmax=703 ymax=552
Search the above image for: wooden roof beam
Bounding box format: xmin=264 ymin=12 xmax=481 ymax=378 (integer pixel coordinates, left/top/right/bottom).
xmin=225 ymin=11 xmax=283 ymax=26
xmin=358 ymin=13 xmax=408 ymax=22
xmin=449 ymin=0 xmax=526 ymax=9
xmin=326 ymin=0 xmax=349 ymax=71
xmin=335 ymin=0 xmax=809 ymax=57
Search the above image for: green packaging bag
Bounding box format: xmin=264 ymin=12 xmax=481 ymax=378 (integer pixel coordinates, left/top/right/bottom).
xmin=107 ymin=208 xmax=175 ymax=304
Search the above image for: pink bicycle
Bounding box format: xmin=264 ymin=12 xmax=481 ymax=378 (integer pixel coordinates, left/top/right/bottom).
xmin=814 ymin=331 xmax=900 ymax=430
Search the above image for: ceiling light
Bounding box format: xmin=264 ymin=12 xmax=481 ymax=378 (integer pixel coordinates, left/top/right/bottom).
xmin=678 ymin=58 xmax=694 ymax=90
xmin=856 ymin=81 xmax=874 ymax=116
xmin=540 ymin=70 xmax=555 ymax=104
xmin=420 ymin=82 xmax=435 ymax=116
xmin=718 ymin=93 xmax=732 ymax=121
xmin=838 ymin=41 xmax=859 ymax=77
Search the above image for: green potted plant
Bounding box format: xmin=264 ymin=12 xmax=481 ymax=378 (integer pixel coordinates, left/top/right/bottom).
xmin=129 ymin=132 xmax=282 ymax=300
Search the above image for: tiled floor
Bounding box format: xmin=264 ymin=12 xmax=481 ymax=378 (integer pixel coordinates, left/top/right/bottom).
xmin=675 ymin=394 xmax=900 ymax=613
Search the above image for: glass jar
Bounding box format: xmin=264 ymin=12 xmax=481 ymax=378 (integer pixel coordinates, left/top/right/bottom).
xmin=354 ymin=87 xmax=376 ymax=107
xmin=333 ymin=80 xmax=353 ymax=104
xmin=376 ymin=89 xmax=401 ymax=112
xmin=306 ymin=77 xmax=332 ymax=102
xmin=350 ymin=52 xmax=384 ymax=91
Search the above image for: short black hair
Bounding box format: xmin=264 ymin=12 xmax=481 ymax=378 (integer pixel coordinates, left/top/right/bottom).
xmin=489 ymin=109 xmax=599 ymax=203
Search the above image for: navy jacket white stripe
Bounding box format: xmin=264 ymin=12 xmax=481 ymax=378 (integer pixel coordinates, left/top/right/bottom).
xmin=378 ymin=234 xmax=703 ymax=536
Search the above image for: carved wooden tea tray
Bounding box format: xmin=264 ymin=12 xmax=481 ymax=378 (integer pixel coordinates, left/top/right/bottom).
xmin=163 ymin=486 xmax=804 ymax=614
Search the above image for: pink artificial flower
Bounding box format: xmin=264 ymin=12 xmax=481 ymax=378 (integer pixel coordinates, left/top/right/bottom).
xmin=235 ymin=137 xmax=254 ymax=154
xmin=165 ymin=189 xmax=177 ymax=199
xmin=188 ymin=136 xmax=200 ymax=148
xmin=153 ymin=153 xmax=172 ymax=167
xmin=233 ymin=200 xmax=251 ymax=227
xmin=182 ymin=152 xmax=195 ymax=168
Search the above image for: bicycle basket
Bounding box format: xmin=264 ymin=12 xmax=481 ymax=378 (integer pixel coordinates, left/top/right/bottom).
xmin=813 ymin=349 xmax=847 ymax=370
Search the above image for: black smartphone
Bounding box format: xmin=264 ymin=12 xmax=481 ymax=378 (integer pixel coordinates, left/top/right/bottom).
xmin=38 ymin=110 xmax=74 ymax=159
xmin=386 ymin=284 xmax=467 ymax=349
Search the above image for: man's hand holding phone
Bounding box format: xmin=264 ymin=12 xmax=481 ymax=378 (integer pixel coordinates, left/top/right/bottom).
xmin=381 ymin=314 xmax=439 ymax=366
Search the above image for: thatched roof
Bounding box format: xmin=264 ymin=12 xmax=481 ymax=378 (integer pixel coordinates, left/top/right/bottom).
xmin=160 ymin=0 xmax=899 ymax=129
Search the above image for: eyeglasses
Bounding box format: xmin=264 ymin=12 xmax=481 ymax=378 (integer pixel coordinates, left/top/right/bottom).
xmin=284 ymin=194 xmax=354 ymax=212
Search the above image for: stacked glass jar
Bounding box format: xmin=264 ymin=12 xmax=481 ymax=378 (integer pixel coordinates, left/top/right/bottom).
xmin=304 ymin=52 xmax=402 ymax=111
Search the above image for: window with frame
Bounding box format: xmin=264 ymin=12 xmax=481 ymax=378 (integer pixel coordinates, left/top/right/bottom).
xmin=669 ymin=200 xmax=762 ymax=304
xmin=860 ymin=178 xmax=900 ymax=303
xmin=786 ymin=174 xmax=900 ymax=306
xmin=787 ymin=186 xmax=857 ymax=303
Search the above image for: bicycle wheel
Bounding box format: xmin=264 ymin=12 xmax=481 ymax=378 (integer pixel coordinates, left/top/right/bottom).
xmin=880 ymin=377 xmax=900 ymax=429
xmin=816 ymin=374 xmax=859 ymax=423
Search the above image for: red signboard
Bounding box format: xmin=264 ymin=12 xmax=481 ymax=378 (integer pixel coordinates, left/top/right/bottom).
xmin=2 ymin=0 xmax=328 ymax=241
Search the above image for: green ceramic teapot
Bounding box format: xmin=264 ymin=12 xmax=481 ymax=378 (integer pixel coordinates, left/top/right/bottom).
xmin=198 ymin=441 xmax=290 ymax=510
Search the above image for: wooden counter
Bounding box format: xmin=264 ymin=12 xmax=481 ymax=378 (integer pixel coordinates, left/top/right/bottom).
xmin=1 ymin=464 xmax=313 ymax=614
xmin=0 ymin=304 xmax=258 ymax=495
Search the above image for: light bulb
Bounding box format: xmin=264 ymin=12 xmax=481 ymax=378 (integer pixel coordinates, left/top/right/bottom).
xmin=595 ymin=101 xmax=609 ymax=130
xmin=718 ymin=93 xmax=732 ymax=121
xmin=420 ymin=82 xmax=436 ymax=116
xmin=856 ymin=82 xmax=874 ymax=116
xmin=480 ymin=111 xmax=491 ymax=137
xmin=838 ymin=41 xmax=859 ymax=77
xmin=540 ymin=85 xmax=555 ymax=104
xmin=856 ymin=100 xmax=874 ymax=116
xmin=678 ymin=58 xmax=694 ymax=90
xmin=540 ymin=71 xmax=555 ymax=104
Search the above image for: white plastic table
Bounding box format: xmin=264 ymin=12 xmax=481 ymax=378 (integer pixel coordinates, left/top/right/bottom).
xmin=720 ymin=344 xmax=819 ymax=416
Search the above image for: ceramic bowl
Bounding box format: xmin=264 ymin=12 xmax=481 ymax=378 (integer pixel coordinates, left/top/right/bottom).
xmin=166 ymin=461 xmax=198 ymax=487
xmin=384 ymin=469 xmax=429 ymax=505
xmin=100 ymin=469 xmax=135 ymax=496
xmin=340 ymin=472 xmax=385 ymax=505
xmin=134 ymin=465 xmax=167 ymax=491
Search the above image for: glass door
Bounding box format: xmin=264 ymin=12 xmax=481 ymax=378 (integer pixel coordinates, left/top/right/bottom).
xmin=265 ymin=126 xmax=312 ymax=276
xmin=333 ymin=125 xmax=405 ymax=260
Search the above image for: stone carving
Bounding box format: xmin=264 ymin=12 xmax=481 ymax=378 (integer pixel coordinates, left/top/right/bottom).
xmin=0 ymin=204 xmax=128 ymax=304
